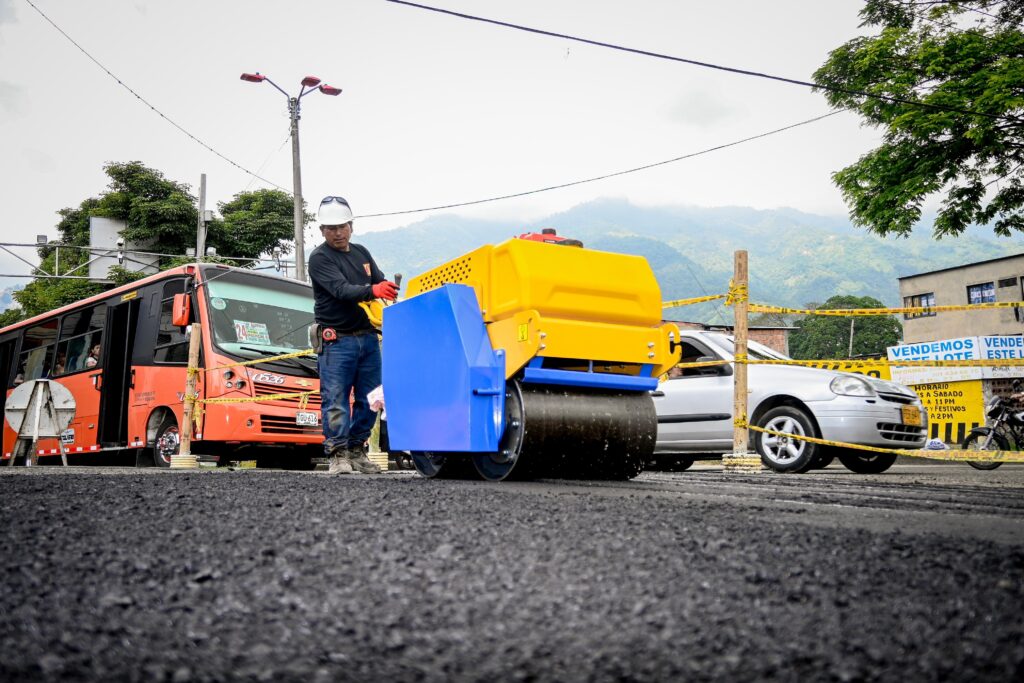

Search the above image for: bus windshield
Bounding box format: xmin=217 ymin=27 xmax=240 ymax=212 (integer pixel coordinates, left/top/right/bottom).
xmin=203 ymin=270 xmax=316 ymax=362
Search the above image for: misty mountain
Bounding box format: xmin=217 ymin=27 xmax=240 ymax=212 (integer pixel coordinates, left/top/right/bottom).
xmin=356 ymin=199 xmax=1024 ymax=324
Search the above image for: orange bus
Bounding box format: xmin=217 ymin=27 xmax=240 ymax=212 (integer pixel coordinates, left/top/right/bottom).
xmin=0 ymin=264 xmax=322 ymax=467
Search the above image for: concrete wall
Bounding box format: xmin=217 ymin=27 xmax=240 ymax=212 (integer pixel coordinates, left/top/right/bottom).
xmin=899 ymin=255 xmax=1024 ymax=343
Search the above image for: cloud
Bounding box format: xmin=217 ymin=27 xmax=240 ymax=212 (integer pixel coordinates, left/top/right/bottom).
xmin=0 ymin=80 xmax=23 ymax=115
xmin=667 ymin=89 xmax=741 ymax=127
xmin=0 ymin=0 xmax=16 ymax=24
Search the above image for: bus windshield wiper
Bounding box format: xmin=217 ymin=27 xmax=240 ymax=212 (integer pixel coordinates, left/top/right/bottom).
xmin=239 ymin=346 xmax=318 ymax=377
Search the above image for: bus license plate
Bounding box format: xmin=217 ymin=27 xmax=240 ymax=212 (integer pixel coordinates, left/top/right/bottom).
xmin=901 ymin=405 xmax=922 ymax=426
xmin=296 ymin=412 xmax=319 ymax=426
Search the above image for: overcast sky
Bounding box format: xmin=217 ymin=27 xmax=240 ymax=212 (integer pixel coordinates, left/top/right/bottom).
xmin=0 ymin=0 xmax=882 ymax=277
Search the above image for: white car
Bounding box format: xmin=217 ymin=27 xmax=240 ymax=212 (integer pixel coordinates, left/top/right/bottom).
xmin=652 ymin=330 xmax=927 ymax=473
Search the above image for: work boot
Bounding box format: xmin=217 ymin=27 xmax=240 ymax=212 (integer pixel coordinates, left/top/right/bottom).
xmin=347 ymin=445 xmax=381 ymax=474
xmin=327 ymin=450 xmax=354 ymax=475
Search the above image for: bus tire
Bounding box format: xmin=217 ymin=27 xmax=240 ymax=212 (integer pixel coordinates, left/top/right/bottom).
xmin=152 ymin=415 xmax=180 ymax=468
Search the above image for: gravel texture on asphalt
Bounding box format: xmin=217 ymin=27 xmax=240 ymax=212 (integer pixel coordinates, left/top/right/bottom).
xmin=0 ymin=468 xmax=1022 ymax=682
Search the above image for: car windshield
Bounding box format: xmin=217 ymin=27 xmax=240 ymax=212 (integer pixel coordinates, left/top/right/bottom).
xmin=702 ymin=332 xmax=790 ymax=361
xmin=203 ymin=270 xmax=315 ymax=358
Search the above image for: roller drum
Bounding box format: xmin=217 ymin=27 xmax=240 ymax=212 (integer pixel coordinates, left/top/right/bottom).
xmin=472 ymin=380 xmax=655 ymax=481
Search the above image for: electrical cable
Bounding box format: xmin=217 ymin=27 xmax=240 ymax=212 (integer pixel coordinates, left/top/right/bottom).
xmin=385 ymin=0 xmax=1018 ymax=123
xmin=356 ymin=110 xmax=843 ymax=218
xmin=24 ymin=0 xmax=289 ymax=193
xmin=244 ymin=133 xmax=292 ymax=192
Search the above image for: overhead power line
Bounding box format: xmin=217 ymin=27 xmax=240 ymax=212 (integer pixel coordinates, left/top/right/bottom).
xmin=386 ymin=0 xmax=1015 ymax=123
xmin=357 ymin=111 xmax=843 ymax=219
xmin=24 ymin=0 xmax=289 ymax=193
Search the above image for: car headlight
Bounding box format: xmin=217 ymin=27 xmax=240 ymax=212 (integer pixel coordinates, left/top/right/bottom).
xmin=830 ymin=375 xmax=877 ymax=397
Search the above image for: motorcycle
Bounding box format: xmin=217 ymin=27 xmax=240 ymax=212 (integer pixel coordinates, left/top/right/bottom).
xmin=961 ymin=379 xmax=1023 ymax=471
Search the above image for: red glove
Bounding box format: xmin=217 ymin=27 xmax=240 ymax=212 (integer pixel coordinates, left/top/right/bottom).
xmin=371 ymin=280 xmax=399 ymax=301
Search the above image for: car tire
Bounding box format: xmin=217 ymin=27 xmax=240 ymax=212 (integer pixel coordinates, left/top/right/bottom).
xmin=652 ymin=454 xmax=695 ymax=472
xmin=810 ymin=450 xmax=835 ymax=469
xmin=152 ymin=415 xmax=180 ymax=468
xmin=752 ymin=406 xmax=817 ymax=473
xmin=836 ymin=449 xmax=897 ymax=474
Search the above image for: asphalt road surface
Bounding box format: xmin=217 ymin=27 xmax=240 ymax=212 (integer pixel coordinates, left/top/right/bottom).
xmin=1 ymin=460 xmax=1022 ymax=682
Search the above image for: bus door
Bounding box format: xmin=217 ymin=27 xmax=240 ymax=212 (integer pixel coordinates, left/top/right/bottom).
xmin=0 ymin=339 xmax=13 ymax=419
xmin=97 ymin=299 xmax=140 ymax=446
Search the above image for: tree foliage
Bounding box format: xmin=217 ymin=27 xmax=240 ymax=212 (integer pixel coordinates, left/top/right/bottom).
xmin=788 ymin=295 xmax=902 ymax=359
xmin=6 ymin=162 xmax=308 ymax=322
xmin=814 ymin=0 xmax=1024 ymax=238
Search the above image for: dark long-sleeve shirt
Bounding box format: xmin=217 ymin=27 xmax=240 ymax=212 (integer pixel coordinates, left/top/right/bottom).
xmin=308 ymin=241 xmax=385 ymax=332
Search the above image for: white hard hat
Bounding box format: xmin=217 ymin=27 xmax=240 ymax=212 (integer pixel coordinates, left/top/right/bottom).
xmin=318 ymin=196 xmax=353 ymax=225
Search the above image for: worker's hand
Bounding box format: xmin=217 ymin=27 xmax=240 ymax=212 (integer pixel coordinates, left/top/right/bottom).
xmin=372 ymin=280 xmax=399 ymax=301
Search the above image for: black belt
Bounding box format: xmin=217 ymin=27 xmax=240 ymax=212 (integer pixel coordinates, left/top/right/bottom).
xmin=321 ymin=327 xmax=376 ymax=342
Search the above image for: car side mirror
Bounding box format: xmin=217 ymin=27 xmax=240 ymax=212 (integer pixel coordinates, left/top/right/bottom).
xmin=172 ymin=293 xmax=192 ymax=327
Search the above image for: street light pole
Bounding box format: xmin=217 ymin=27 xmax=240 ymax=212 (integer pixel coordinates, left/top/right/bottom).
xmin=288 ymin=96 xmax=305 ymax=281
xmin=241 ymin=71 xmax=342 ymax=282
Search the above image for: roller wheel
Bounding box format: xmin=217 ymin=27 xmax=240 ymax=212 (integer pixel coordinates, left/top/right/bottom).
xmin=410 ymin=452 xmax=478 ymax=479
xmin=962 ymin=432 xmax=1007 ymax=471
xmin=472 ymin=380 xmax=529 ymax=481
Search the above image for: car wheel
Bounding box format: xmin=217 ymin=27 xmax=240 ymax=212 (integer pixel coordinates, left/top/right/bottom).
xmin=651 ymin=454 xmax=695 ymax=472
xmin=810 ymin=450 xmax=835 ymax=469
xmin=836 ymin=449 xmax=897 ymax=474
xmin=753 ymin=406 xmax=817 ymax=473
xmin=152 ymin=415 xmax=180 ymax=468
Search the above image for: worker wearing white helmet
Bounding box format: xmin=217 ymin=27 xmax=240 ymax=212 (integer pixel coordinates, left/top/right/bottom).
xmin=308 ymin=195 xmax=398 ymax=474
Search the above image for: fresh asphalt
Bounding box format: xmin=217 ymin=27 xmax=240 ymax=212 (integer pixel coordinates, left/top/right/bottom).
xmin=1 ymin=461 xmax=1021 ymax=682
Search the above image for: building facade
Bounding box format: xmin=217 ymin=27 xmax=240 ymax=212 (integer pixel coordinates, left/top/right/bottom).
xmin=898 ymin=253 xmax=1024 ymax=343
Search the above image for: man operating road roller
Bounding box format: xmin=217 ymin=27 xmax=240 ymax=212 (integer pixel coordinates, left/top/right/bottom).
xmin=308 ymin=195 xmax=398 ymax=474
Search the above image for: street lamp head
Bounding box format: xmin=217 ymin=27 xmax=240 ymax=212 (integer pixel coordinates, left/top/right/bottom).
xmin=301 ymin=75 xmax=322 ymax=87
xmin=240 ymin=72 xmax=265 ymax=83
xmin=319 ymin=84 xmax=342 ymax=96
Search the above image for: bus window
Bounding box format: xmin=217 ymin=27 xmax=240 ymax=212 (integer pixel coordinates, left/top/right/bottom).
xmin=155 ymin=282 xmax=189 ymax=364
xmin=14 ymin=319 xmax=58 ymax=385
xmin=56 ymin=304 xmax=105 ymax=375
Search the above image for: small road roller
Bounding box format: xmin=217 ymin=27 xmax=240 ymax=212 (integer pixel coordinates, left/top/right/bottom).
xmin=382 ymin=232 xmax=680 ymax=481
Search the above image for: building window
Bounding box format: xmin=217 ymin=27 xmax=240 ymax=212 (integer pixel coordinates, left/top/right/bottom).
xmin=904 ymin=292 xmax=935 ymax=320
xmin=967 ymin=282 xmax=996 ymax=305
xmin=999 ymin=277 xmax=1018 ymax=288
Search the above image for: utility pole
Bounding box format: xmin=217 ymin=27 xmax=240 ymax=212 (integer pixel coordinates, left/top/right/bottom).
xmin=195 ymin=173 xmax=207 ymax=260
xmin=848 ymin=318 xmax=855 ymax=357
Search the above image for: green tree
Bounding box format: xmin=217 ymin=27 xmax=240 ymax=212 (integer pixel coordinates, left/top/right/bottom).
xmin=789 ymin=295 xmax=902 ymax=359
xmin=9 ymin=163 xmax=309 ymax=321
xmin=814 ymin=0 xmax=1024 ymax=237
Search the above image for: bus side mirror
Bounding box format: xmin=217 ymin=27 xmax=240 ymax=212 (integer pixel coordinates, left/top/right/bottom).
xmin=172 ymin=294 xmax=192 ymax=327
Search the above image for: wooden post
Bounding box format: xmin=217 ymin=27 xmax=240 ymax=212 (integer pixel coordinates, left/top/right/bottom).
xmin=173 ymin=323 xmax=202 ymax=469
xmin=724 ymin=250 xmax=762 ymax=472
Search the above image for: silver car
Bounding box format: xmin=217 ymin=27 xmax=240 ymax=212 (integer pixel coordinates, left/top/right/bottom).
xmin=652 ymin=330 xmax=927 ymax=473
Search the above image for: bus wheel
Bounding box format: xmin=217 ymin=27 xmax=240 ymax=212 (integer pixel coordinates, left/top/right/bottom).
xmin=153 ymin=416 xmax=180 ymax=468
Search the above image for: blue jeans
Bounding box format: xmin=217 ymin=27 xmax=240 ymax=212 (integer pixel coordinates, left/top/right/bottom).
xmin=318 ymin=333 xmax=382 ymax=455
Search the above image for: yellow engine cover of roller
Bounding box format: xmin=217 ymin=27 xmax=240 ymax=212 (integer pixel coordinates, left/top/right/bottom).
xmin=405 ymin=238 xmax=680 ymax=378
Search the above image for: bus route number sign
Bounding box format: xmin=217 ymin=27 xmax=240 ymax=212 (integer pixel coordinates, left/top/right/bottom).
xmin=296 ymin=412 xmax=319 ymax=426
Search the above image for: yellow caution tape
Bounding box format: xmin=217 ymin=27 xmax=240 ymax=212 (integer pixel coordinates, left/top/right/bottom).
xmin=726 ymin=280 xmax=748 ymax=306
xmin=662 ymin=293 xmax=727 ymax=308
xmin=199 ymin=390 xmax=319 ymax=405
xmin=201 ymin=349 xmax=316 ymax=374
xmin=744 ymin=357 xmax=1024 ymax=368
xmin=748 ymin=300 xmax=1024 ymax=317
xmin=741 ymin=422 xmax=1024 ymax=462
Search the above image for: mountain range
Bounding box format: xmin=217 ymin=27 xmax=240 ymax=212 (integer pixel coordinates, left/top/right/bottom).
xmin=356 ymin=199 xmax=1024 ymax=324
